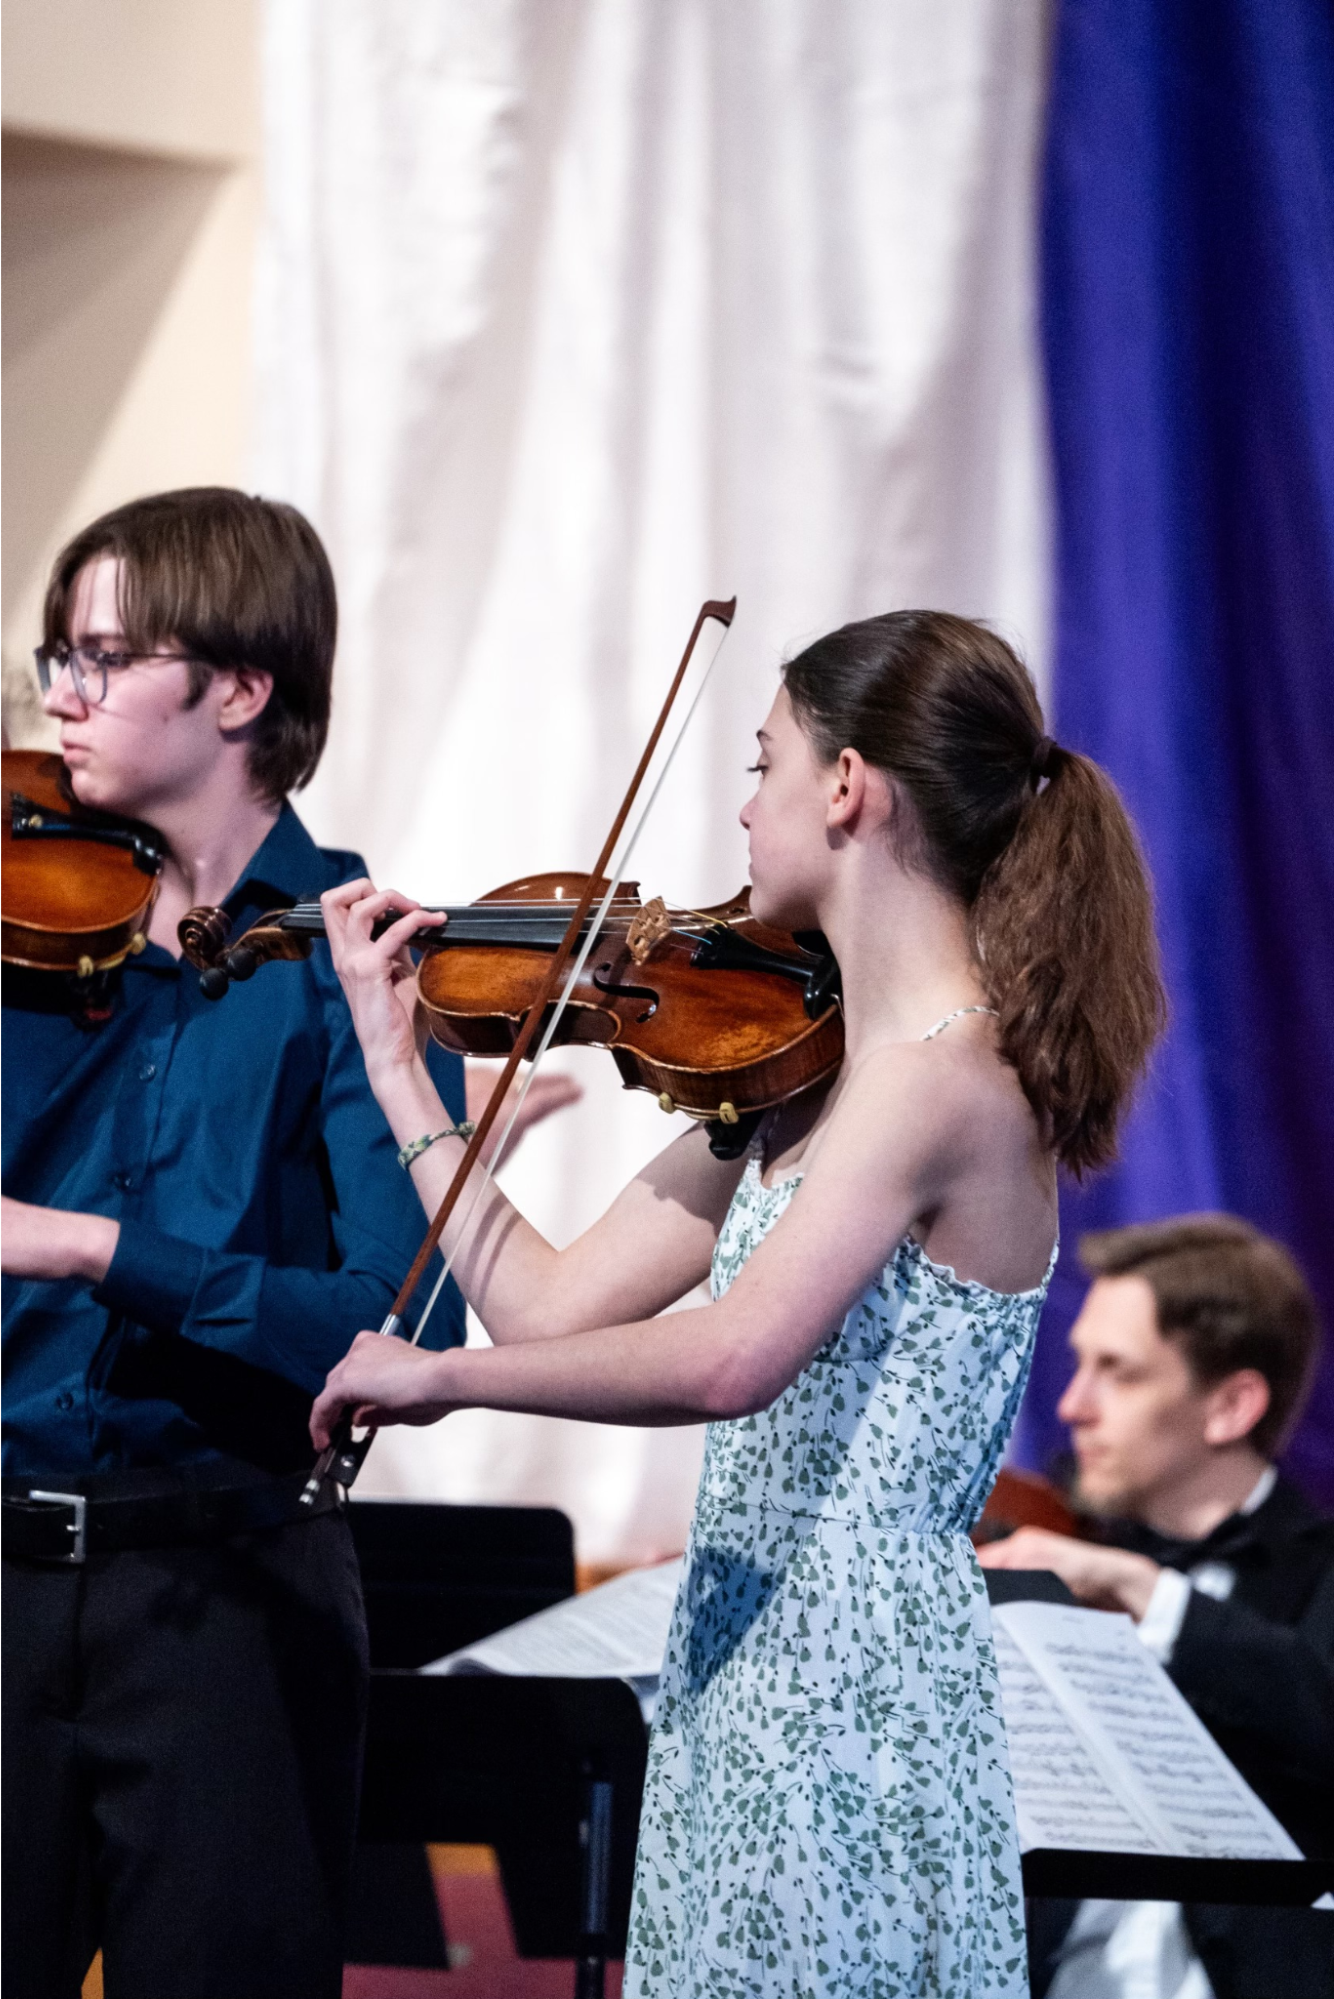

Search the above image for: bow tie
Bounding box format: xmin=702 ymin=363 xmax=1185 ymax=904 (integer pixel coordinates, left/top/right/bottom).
xmin=1107 ymin=1508 xmax=1262 ymax=1574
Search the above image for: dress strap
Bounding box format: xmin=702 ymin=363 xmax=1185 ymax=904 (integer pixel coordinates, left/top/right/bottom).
xmin=921 ymin=1005 xmax=998 ymax=1042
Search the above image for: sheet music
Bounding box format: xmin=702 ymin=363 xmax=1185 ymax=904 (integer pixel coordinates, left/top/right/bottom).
xmin=995 ymin=1602 xmax=1302 ymax=1861
xmin=992 ymin=1622 xmax=1157 ymax=1851
xmin=426 ymin=1570 xmax=1302 ymax=1865
xmin=425 ymin=1557 xmax=682 ymax=1681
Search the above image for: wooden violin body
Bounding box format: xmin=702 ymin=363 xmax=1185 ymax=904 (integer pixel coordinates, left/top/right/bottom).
xmin=972 ymin=1467 xmax=1082 ymax=1545
xmin=179 ymin=871 xmax=845 ymax=1129
xmin=2 ymin=749 xmax=164 ymax=977
xmin=418 ymin=874 xmax=844 ymax=1124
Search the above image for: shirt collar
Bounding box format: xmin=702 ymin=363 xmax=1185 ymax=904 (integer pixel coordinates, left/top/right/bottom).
xmin=1238 ymin=1463 xmax=1278 ymax=1516
xmin=223 ymin=802 xmax=329 ymax=922
xmin=1110 ymin=1464 xmax=1280 ymax=1569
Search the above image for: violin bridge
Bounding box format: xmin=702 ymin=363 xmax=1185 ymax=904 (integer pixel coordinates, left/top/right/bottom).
xmin=626 ymin=896 xmax=672 ymax=965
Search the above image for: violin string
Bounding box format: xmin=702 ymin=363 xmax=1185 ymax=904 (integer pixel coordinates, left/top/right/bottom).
xmin=407 ymin=610 xmax=735 ymax=1345
xmin=284 ymin=899 xmax=644 ymax=920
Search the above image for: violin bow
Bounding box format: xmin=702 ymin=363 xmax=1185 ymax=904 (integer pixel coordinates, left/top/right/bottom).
xmin=303 ymin=596 xmax=737 ymax=1503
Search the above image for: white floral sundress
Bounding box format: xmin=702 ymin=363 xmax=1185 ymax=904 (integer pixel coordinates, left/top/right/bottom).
xmin=625 ymin=1137 xmax=1053 ymax=1999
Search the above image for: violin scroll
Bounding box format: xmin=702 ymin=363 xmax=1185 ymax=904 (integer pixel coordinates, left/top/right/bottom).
xmin=179 ymin=904 xmax=313 ymax=999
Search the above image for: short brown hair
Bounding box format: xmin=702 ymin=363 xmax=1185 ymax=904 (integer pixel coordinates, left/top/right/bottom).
xmin=44 ymin=487 xmax=336 ymax=802
xmin=1080 ymin=1215 xmax=1320 ymax=1455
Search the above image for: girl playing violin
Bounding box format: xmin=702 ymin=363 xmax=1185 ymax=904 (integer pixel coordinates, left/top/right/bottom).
xmin=312 ymin=610 xmax=1164 ymax=1999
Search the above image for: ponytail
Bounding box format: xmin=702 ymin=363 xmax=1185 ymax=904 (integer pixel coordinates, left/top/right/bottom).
xmin=972 ymin=748 xmax=1165 ymax=1175
xmin=782 ymin=611 xmax=1166 ymax=1176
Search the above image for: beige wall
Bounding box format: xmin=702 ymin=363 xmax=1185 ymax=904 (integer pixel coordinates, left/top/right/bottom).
xmin=2 ymin=0 xmax=260 ymax=743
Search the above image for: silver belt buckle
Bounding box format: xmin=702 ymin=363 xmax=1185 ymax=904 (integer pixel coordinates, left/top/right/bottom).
xmin=27 ymin=1490 xmax=88 ymax=1564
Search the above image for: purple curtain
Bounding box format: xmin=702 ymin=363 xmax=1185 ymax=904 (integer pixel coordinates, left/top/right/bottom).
xmin=1015 ymin=0 xmax=1334 ymax=1501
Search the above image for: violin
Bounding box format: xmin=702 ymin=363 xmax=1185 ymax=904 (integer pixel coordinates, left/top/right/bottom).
xmin=179 ymin=871 xmax=845 ymax=1152
xmin=2 ymin=749 xmax=164 ymax=979
xmin=972 ymin=1467 xmax=1083 ymax=1544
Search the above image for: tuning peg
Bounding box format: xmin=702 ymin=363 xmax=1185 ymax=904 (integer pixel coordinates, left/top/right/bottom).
xmin=223 ymin=946 xmax=258 ymax=983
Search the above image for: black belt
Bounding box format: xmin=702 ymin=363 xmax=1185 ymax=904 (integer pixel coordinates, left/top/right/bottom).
xmin=1 ymin=1471 xmax=343 ymax=1565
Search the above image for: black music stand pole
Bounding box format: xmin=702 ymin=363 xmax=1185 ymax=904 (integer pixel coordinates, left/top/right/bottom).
xmin=574 ymin=1771 xmax=615 ymax=1998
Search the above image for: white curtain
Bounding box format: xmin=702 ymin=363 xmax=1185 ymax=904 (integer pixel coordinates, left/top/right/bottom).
xmin=252 ymin=0 xmax=1052 ymax=1566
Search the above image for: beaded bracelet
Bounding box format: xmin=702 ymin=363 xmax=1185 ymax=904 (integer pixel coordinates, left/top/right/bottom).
xmin=396 ymin=1121 xmax=476 ymax=1171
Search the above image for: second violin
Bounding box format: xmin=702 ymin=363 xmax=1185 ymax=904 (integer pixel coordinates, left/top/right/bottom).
xmin=3 ymin=748 xmax=163 ymax=981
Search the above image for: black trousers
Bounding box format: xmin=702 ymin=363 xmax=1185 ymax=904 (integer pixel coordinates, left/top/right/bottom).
xmin=2 ymin=1510 xmax=368 ymax=1999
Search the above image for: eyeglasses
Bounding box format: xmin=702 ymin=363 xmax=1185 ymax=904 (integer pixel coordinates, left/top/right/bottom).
xmin=34 ymin=643 xmax=195 ymax=708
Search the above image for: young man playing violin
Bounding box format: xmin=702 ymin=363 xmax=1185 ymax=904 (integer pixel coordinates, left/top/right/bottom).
xmin=0 ymin=487 xmax=573 ymax=1999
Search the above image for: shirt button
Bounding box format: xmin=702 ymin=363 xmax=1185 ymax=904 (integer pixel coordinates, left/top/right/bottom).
xmin=112 ymin=1170 xmax=133 ymax=1191
xmin=55 ymin=1390 xmax=75 ymax=1412
xmin=139 ymin=1062 xmax=157 ymax=1083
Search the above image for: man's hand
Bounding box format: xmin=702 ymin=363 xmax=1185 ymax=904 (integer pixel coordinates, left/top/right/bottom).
xmin=310 ymin=1330 xmax=460 ymax=1448
xmin=0 ymin=1196 xmax=119 ymax=1285
xmin=465 ymin=1064 xmax=583 ymax=1167
xmin=978 ymin=1525 xmax=1162 ymax=1621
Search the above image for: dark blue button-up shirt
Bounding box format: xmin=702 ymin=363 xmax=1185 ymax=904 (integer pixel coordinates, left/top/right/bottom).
xmin=2 ymin=804 xmax=465 ymax=1481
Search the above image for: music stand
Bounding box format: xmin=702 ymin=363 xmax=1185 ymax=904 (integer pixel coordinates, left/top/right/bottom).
xmin=360 ymin=1671 xmax=649 ymax=1998
xmin=346 ymin=1500 xmax=579 ymax=1975
xmin=985 ymin=1571 xmax=1334 ymax=1906
xmin=350 ymin=1497 xmax=576 ymax=1667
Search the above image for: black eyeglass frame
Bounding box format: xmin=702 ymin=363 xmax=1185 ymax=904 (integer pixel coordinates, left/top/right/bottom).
xmin=34 ymin=643 xmax=199 ymax=708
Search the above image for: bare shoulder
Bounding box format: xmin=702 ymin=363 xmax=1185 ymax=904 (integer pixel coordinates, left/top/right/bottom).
xmin=727 ymin=1020 xmax=1053 ymax=1312
xmin=832 ymin=1026 xmax=1056 ymax=1291
xmin=837 ymin=1024 xmax=1033 ymax=1164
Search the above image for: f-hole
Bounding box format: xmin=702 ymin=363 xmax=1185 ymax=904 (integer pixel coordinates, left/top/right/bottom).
xmin=591 ymin=963 xmax=659 ymax=1023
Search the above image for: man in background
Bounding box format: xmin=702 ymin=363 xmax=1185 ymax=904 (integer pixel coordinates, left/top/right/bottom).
xmin=983 ymin=1213 xmax=1333 ymax=1999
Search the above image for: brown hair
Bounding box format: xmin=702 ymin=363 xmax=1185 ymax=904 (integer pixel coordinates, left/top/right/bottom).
xmin=1081 ymin=1215 xmax=1320 ymax=1454
xmin=44 ymin=487 xmax=336 ymax=803
xmin=782 ymin=610 xmax=1166 ymax=1175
